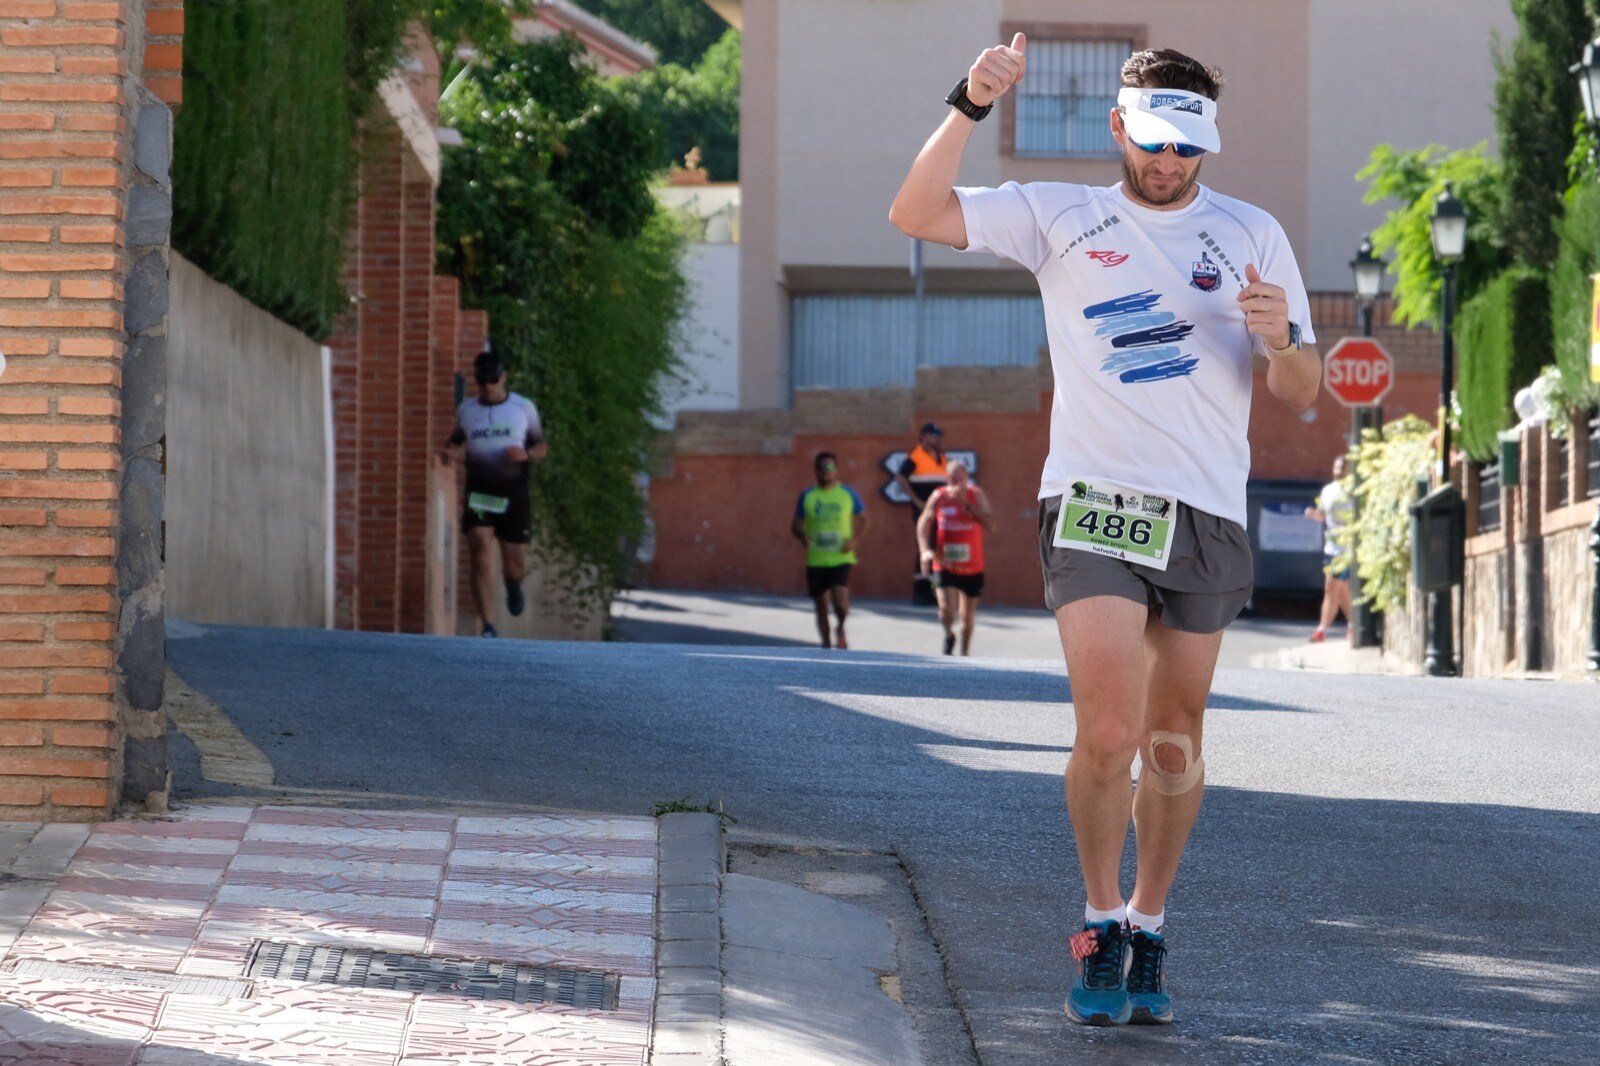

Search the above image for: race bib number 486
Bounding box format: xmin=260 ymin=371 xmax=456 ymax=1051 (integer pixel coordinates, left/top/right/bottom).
xmin=1052 ymin=478 xmax=1177 ymax=572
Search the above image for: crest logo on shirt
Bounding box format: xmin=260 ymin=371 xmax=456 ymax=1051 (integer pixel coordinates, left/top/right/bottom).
xmin=1190 ymin=251 xmax=1222 ymax=292
xmin=1085 ymin=249 xmax=1130 ymax=267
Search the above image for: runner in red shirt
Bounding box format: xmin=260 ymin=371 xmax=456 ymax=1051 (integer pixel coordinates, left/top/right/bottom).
xmin=917 ymin=458 xmax=995 ymax=655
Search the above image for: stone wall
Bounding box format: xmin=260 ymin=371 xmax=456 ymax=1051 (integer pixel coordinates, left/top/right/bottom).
xmin=1396 ymin=424 xmax=1599 ymax=679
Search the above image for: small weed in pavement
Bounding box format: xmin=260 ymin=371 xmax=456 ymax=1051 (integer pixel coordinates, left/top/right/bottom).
xmin=651 ymin=796 xmax=738 ymax=824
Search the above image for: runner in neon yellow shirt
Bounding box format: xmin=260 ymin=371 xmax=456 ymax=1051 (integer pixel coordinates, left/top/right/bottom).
xmin=791 ymin=452 xmax=868 ymax=649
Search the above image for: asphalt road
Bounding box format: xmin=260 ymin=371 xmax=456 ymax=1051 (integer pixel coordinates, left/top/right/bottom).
xmin=167 ymin=620 xmax=1600 ymax=1065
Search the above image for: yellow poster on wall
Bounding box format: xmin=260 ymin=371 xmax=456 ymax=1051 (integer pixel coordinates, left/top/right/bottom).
xmin=1592 ymin=274 xmax=1600 ymax=384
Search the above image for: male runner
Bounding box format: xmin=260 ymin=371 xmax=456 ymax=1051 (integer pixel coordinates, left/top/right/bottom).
xmin=917 ymin=458 xmax=993 ymax=656
xmin=1305 ymin=456 xmax=1353 ymax=642
xmin=891 ymin=40 xmax=1321 ymax=1025
xmin=894 ymin=423 xmax=948 ymax=605
xmin=436 ymin=350 xmax=548 ymax=638
xmin=791 ymin=452 xmax=867 ymax=649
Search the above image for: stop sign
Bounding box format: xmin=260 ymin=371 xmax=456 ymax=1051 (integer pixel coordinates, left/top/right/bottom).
xmin=1324 ymin=338 xmax=1394 ymax=407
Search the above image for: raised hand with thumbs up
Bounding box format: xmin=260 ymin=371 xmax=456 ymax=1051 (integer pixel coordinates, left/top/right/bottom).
xmin=967 ymin=33 xmax=1027 ymax=107
xmin=1236 ymin=263 xmax=1294 ymax=352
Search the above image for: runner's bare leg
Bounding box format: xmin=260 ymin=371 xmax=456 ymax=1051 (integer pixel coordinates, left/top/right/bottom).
xmin=833 ymin=586 xmax=851 ymax=649
xmin=812 ymin=593 xmax=831 ymax=649
xmin=959 ymin=591 xmax=978 ymax=655
xmin=1128 ymin=615 xmax=1222 ymax=916
xmin=468 ymin=527 xmax=497 ymax=631
xmin=1059 ymin=595 xmax=1150 ymax=910
xmin=936 ymin=585 xmax=956 ymax=644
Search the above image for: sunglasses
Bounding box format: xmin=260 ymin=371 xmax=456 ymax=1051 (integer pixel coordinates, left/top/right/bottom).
xmin=1132 ymin=140 xmax=1206 ymax=159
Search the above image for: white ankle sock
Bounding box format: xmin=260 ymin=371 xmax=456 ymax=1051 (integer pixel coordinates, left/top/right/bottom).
xmin=1085 ymin=902 xmax=1126 ymax=926
xmin=1127 ymin=905 xmax=1164 ymax=934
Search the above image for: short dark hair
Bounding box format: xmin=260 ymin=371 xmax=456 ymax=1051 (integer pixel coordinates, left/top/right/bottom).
xmin=474 ymin=350 xmax=505 ymax=384
xmin=814 ymin=451 xmax=838 ymax=468
xmin=1120 ymin=48 xmax=1224 ymax=101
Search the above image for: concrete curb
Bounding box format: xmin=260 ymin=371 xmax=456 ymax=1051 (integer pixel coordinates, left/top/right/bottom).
xmin=652 ymin=812 xmax=726 ymax=1065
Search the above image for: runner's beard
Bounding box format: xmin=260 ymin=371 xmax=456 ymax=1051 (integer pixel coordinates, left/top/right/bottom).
xmin=1121 ymin=151 xmax=1202 ymax=208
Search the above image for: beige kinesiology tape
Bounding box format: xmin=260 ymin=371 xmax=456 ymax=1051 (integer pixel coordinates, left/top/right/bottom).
xmin=1141 ymin=730 xmax=1205 ymax=796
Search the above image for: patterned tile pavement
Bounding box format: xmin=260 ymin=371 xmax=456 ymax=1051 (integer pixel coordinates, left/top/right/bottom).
xmin=0 ymin=806 xmax=659 ymax=1066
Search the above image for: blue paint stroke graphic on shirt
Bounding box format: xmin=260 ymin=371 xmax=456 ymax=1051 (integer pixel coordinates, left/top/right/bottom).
xmin=1084 ymin=290 xmax=1199 ymax=383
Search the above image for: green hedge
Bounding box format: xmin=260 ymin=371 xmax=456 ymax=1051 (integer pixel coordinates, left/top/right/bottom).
xmin=173 ymin=0 xmax=418 ymax=340
xmin=1454 ymin=265 xmax=1550 ymax=460
xmin=1551 ymin=179 xmax=1600 ymax=411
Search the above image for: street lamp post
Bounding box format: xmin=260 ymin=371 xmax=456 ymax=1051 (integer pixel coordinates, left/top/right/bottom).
xmin=1426 ymin=184 xmax=1467 ymax=677
xmin=1348 ymin=236 xmax=1386 ymax=648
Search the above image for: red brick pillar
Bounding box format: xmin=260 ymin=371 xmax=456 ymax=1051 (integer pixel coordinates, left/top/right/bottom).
xmin=0 ymin=0 xmax=182 ymax=820
xmin=395 ymin=166 xmax=433 ymax=633
xmin=355 ymin=130 xmax=405 ymax=632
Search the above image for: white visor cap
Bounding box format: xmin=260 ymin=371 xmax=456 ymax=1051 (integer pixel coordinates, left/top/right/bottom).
xmin=1116 ymin=87 xmax=1221 ymax=154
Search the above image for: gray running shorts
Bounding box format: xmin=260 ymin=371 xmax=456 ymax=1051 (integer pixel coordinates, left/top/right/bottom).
xmin=1037 ymin=496 xmax=1253 ymax=634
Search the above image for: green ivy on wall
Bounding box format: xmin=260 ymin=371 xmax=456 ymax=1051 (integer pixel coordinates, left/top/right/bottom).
xmin=172 ymin=0 xmax=427 ymax=340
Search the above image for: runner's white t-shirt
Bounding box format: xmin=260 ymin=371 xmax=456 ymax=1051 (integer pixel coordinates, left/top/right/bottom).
xmin=954 ymin=181 xmax=1316 ymax=526
xmin=457 ymin=392 xmax=543 ymax=486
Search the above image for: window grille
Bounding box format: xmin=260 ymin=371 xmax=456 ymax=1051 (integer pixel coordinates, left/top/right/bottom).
xmin=1015 ymin=39 xmax=1129 ymax=158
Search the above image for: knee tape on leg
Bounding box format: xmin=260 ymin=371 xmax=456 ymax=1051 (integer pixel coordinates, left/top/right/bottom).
xmin=1142 ymin=730 xmax=1204 ymax=796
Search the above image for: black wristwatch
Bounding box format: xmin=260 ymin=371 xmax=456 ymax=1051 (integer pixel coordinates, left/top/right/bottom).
xmin=946 ymin=77 xmax=993 ymax=122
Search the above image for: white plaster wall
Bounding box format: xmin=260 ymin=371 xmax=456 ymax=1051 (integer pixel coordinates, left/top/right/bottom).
xmin=665 ymin=242 xmax=742 ymax=415
xmin=167 ymin=255 xmax=331 ymax=629
xmin=1306 ymin=0 xmax=1515 ymax=291
xmin=777 ymin=0 xmax=1004 ymax=276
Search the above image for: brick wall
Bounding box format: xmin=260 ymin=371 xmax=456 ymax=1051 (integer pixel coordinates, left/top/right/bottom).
xmin=0 ymin=0 xmax=181 ymax=819
xmin=650 ymin=306 xmax=1451 ymax=608
xmin=325 ymin=33 xmax=490 ymax=637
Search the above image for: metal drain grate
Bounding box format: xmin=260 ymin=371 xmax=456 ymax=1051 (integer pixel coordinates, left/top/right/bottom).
xmin=246 ymin=941 xmax=620 ymax=1009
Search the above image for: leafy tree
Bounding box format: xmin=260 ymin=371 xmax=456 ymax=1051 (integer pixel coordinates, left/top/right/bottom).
xmin=568 ymin=0 xmax=730 ymax=67
xmin=1358 ymin=143 xmax=1509 ymax=329
xmin=437 ymin=36 xmax=689 ymax=604
xmin=1348 ymin=416 xmax=1436 ymax=612
xmin=1492 ymin=0 xmax=1591 ymax=271
xmin=613 ymin=28 xmax=740 ymax=180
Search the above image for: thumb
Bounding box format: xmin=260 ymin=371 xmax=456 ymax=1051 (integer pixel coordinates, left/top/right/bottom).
xmin=1011 ymin=32 xmax=1026 ymax=53
xmin=1244 ymin=263 xmax=1262 ymax=285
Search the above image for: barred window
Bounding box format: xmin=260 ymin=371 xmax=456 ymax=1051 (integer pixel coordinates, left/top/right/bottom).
xmin=1015 ymin=38 xmax=1129 ymax=158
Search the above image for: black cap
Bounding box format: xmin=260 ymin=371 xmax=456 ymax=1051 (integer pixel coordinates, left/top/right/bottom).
xmin=920 ymin=422 xmax=944 ymax=436
xmin=474 ymin=350 xmax=505 ymax=385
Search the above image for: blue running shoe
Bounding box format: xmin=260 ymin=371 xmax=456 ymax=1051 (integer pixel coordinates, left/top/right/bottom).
xmin=1065 ymin=920 xmax=1131 ymax=1026
xmin=482 ymin=623 xmax=498 ymax=638
xmin=1126 ymin=929 xmax=1173 ymax=1024
xmin=506 ymin=580 xmax=525 ymax=617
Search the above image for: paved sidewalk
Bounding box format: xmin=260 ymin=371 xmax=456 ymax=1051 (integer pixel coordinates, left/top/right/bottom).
xmin=0 ymin=804 xmax=659 ymax=1065
xmin=0 ymin=805 xmax=917 ymax=1066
